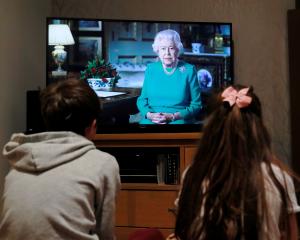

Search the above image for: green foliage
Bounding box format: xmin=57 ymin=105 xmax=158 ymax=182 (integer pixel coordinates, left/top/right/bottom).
xmin=80 ymin=55 xmax=120 ymax=85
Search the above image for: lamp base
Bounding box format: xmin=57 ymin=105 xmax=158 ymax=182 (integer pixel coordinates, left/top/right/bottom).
xmin=52 ymin=70 xmax=67 ymax=77
xmin=52 ymin=45 xmax=67 ymax=77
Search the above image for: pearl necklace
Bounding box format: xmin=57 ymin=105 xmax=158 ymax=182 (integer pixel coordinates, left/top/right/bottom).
xmin=162 ymin=60 xmax=178 ymax=75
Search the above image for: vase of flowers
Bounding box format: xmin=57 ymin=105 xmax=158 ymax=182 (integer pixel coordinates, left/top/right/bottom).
xmin=80 ymin=55 xmax=120 ymax=90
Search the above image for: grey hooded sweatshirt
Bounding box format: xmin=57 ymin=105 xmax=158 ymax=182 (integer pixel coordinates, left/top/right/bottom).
xmin=0 ymin=132 xmax=120 ymax=240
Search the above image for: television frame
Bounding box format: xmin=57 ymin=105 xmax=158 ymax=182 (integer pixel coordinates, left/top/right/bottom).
xmin=46 ymin=17 xmax=234 ymax=134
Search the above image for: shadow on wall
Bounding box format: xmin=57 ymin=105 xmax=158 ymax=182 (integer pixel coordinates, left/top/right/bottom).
xmin=0 ymin=155 xmax=10 ymax=211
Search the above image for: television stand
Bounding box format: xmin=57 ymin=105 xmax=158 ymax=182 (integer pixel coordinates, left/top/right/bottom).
xmin=93 ymin=132 xmax=201 ymax=238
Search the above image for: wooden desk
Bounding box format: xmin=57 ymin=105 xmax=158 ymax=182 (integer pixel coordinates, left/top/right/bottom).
xmin=97 ymin=87 xmax=141 ymax=125
xmin=99 ymin=87 xmax=140 ymax=108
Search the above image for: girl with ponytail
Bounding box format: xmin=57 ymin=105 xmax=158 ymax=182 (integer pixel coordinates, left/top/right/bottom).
xmin=170 ymin=85 xmax=300 ymax=240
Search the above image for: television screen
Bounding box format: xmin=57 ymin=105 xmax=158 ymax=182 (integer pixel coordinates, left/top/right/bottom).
xmin=46 ymin=17 xmax=233 ymax=133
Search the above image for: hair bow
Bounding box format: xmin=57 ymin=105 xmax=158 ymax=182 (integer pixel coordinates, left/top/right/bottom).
xmin=221 ymin=86 xmax=252 ymax=108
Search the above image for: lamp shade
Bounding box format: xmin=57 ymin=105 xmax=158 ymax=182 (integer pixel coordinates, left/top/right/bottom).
xmin=48 ymin=24 xmax=75 ymax=46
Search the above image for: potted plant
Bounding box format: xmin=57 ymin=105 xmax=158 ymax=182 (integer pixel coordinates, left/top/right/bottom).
xmin=80 ymin=55 xmax=120 ymax=89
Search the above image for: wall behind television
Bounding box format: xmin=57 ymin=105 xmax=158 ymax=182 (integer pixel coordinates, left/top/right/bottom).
xmin=50 ymin=0 xmax=294 ymax=162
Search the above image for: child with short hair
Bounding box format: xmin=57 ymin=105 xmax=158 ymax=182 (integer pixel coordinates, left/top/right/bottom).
xmin=171 ymin=85 xmax=300 ymax=240
xmin=0 ymin=79 xmax=120 ymax=240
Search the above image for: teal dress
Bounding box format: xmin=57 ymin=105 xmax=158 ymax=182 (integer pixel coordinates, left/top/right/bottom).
xmin=137 ymin=60 xmax=201 ymax=124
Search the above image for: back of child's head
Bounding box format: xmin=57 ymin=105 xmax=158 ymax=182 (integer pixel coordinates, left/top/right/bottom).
xmin=203 ymin=84 xmax=272 ymax=166
xmin=40 ymin=79 xmax=100 ymax=136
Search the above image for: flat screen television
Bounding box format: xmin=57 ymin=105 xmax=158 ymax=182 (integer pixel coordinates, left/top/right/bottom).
xmin=46 ymin=17 xmax=233 ymax=134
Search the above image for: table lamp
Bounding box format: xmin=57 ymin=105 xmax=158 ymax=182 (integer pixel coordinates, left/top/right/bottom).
xmin=48 ymin=24 xmax=75 ymax=76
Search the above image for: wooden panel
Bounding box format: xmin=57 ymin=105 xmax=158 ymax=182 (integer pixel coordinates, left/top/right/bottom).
xmin=116 ymin=226 xmax=173 ymax=240
xmin=184 ymin=146 xmax=198 ymax=169
xmin=93 ymin=132 xmax=201 ymax=141
xmin=121 ymin=183 xmax=179 ymax=191
xmin=116 ymin=190 xmax=178 ymax=228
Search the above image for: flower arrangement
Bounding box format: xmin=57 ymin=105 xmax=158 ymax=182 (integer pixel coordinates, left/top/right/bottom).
xmin=80 ymin=55 xmax=120 ymax=87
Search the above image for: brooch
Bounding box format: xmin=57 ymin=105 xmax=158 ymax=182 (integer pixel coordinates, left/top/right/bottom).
xmin=179 ymin=66 xmax=186 ymax=73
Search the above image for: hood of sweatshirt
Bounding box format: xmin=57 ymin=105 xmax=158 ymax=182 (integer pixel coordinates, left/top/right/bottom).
xmin=2 ymin=132 xmax=96 ymax=173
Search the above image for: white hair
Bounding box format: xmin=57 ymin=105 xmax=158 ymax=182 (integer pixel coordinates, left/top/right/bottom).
xmin=152 ymin=29 xmax=184 ymax=56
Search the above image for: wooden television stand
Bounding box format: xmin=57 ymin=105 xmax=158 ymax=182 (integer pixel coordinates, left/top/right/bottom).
xmin=93 ymin=132 xmax=201 ymax=239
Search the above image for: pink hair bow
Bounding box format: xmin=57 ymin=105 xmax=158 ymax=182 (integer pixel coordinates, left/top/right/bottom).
xmin=221 ymin=86 xmax=252 ymax=108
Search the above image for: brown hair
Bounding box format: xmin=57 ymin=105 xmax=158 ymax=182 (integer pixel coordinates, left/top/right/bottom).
xmin=40 ymin=79 xmax=100 ymax=136
xmin=175 ymin=85 xmax=294 ymax=240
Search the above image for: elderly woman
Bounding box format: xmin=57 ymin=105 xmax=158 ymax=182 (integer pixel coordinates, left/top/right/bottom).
xmin=137 ymin=29 xmax=201 ymax=124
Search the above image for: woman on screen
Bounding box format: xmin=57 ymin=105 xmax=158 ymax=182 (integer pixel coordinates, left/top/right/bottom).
xmin=137 ymin=29 xmax=201 ymax=124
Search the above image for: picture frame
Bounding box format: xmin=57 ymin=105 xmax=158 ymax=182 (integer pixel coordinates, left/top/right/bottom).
xmin=117 ymin=22 xmax=138 ymax=41
xmin=141 ymin=23 xmax=159 ymax=41
xmin=181 ymin=54 xmax=231 ymax=88
xmin=69 ymin=36 xmax=102 ymax=68
xmin=78 ymin=20 xmax=102 ymax=31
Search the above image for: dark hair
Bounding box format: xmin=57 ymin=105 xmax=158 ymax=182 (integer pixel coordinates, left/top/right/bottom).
xmin=40 ymin=79 xmax=100 ymax=136
xmin=175 ymin=85 xmax=294 ymax=240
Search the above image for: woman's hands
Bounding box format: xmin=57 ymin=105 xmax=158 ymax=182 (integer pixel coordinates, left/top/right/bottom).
xmin=147 ymin=112 xmax=175 ymax=124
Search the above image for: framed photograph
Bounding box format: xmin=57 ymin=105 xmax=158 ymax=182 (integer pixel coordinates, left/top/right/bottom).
xmin=78 ymin=20 xmax=102 ymax=31
xmin=69 ymin=36 xmax=102 ymax=68
xmin=117 ymin=22 xmax=138 ymax=41
xmin=181 ymin=54 xmax=230 ymax=88
xmin=142 ymin=23 xmax=158 ymax=41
